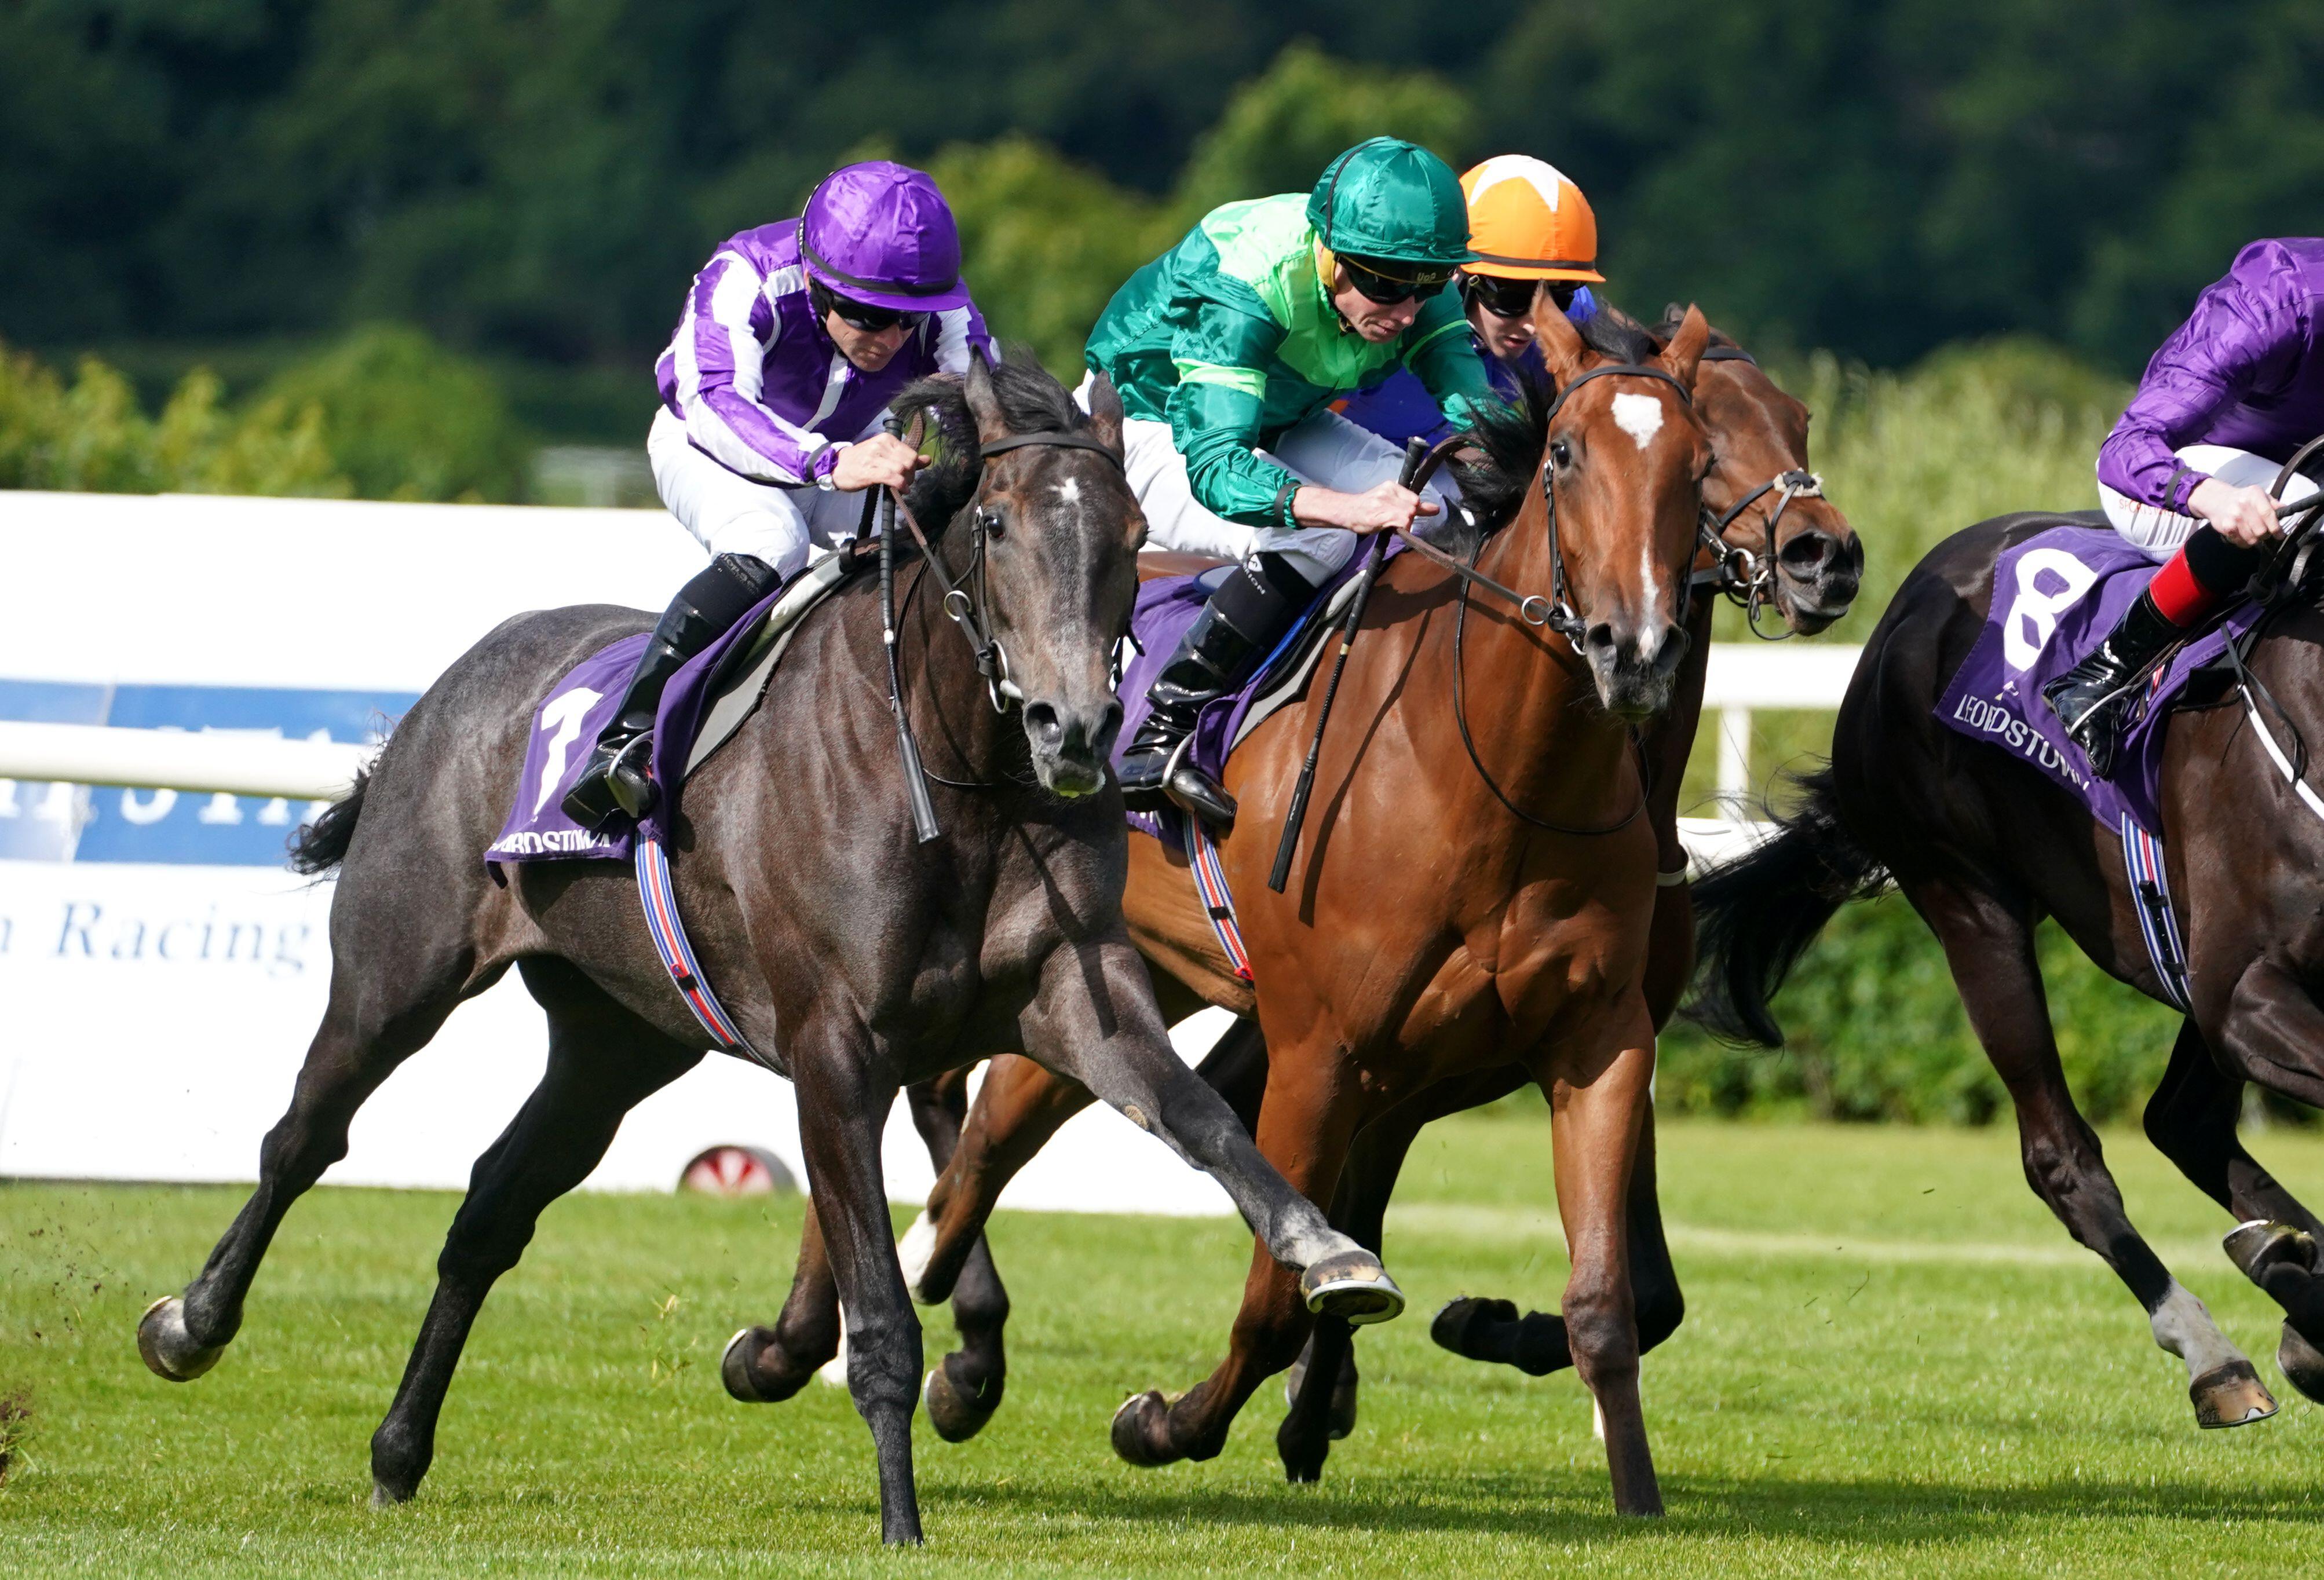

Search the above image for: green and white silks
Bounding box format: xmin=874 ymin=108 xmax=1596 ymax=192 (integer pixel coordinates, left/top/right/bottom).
xmin=1085 ymin=192 xmax=1495 ymax=531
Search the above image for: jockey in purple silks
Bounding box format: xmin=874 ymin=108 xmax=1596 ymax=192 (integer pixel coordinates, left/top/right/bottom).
xmin=563 ymin=160 xmax=995 ymax=831
xmin=2045 ymin=238 xmax=2324 ymax=778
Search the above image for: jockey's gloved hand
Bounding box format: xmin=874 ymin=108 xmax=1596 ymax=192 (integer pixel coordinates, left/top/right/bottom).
xmin=831 ymin=434 xmax=925 ymax=494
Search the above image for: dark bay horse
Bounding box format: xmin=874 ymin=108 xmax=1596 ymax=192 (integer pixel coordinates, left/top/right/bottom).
xmin=748 ymin=303 xmax=1729 ymax=1515
xmin=130 ymin=354 xmax=1401 ymax=1546
xmin=881 ymin=309 xmax=1862 ymax=1483
xmin=1691 ymin=507 xmax=2324 ymax=1432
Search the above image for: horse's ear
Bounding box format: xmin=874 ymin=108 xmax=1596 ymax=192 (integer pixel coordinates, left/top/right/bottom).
xmin=1532 ymin=286 xmax=1588 ymax=386
xmin=1660 ymin=304 xmax=1709 ymax=392
xmin=963 ymin=349 xmax=1009 ymax=444
xmin=1083 ymin=372 xmax=1125 ymax=459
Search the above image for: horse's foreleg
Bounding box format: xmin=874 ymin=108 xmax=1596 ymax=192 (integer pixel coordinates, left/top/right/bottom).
xmin=1018 ymin=938 xmax=1393 ymax=1321
xmin=2151 ymin=991 xmax=2324 ymax=1401
xmin=1107 ymin=1046 xmax=1370 ymax=1469
xmin=911 ymin=1054 xmax=1093 ymax=1305
xmin=1544 ymin=1009 xmax=1663 ymax=1516
xmin=140 ymin=943 xmax=476 ymax=1384
xmin=721 ymin=1202 xmax=846 ymax=1402
xmin=1910 ymin=877 xmax=2275 ymax=1429
xmin=789 ymin=1025 xmax=923 ymax=1547
xmin=370 ymin=971 xmax=699 ymax=1505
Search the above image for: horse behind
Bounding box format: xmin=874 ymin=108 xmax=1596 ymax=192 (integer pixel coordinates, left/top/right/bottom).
xmin=1693 ymin=507 xmax=2324 ymax=1431
xmin=130 ymin=353 xmax=1401 ymax=1546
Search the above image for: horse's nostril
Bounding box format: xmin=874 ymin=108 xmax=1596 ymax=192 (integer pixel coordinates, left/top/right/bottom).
xmin=1025 ymin=702 xmax=1062 ymax=744
xmin=1781 ymin=531 xmax=1839 ymax=572
xmin=1094 ymin=700 xmax=1124 ymax=756
xmin=1584 ymin=621 xmax=1618 ymax=654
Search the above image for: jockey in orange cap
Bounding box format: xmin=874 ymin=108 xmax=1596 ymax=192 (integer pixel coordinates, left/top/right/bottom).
xmin=1334 ymin=155 xmax=1606 ymax=447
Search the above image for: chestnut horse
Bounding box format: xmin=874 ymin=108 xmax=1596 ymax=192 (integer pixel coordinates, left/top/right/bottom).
xmin=898 ymin=310 xmax=1862 ymax=1484
xmin=736 ymin=302 xmax=1724 ymax=1513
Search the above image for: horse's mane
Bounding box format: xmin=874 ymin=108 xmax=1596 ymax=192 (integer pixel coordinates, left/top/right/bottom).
xmin=893 ymin=347 xmax=1091 ymax=533
xmin=1451 ymin=310 xmax=1662 ymax=532
xmin=1450 ymin=306 xmax=1739 ymax=533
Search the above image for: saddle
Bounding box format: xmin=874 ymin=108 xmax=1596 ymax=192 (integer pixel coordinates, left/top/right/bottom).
xmin=487 ymin=543 xmax=876 ymax=869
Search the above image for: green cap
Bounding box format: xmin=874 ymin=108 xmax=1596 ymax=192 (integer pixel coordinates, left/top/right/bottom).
xmin=1305 ymin=137 xmax=1477 ymax=268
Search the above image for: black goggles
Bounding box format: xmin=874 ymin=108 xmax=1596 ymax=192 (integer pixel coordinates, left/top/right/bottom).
xmin=1336 ymin=254 xmax=1456 ymax=305
xmin=1460 ymin=274 xmax=1581 ymax=319
xmin=810 ymin=280 xmax=927 ymax=334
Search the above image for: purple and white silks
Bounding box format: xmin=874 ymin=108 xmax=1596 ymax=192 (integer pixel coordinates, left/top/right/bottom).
xmin=1934 ymin=525 xmax=2262 ymax=834
xmin=2098 ymin=238 xmax=2324 ymax=514
xmin=653 ymin=218 xmax=992 ymax=489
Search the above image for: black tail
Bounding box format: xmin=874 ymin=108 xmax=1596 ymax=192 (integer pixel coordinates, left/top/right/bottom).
xmin=1684 ymin=765 xmax=1889 ymax=1047
xmin=287 ymin=766 xmax=370 ymax=875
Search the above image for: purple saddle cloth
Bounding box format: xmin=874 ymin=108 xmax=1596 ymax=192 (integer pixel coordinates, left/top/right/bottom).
xmin=1112 ymin=546 xmax=1395 ymax=840
xmin=487 ymin=581 xmax=791 ymax=866
xmin=1935 ymin=523 xmax=2263 ymax=832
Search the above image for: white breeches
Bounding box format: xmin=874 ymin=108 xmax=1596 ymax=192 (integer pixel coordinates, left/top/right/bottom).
xmin=648 ymin=405 xmax=887 ymax=579
xmin=1077 ymin=376 xmax=1456 ymax=587
xmin=2098 ymin=443 xmax=2319 ymax=562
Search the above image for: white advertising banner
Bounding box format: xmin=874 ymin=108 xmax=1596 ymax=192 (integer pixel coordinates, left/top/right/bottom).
xmin=0 ymin=491 xmax=1232 ymax=1214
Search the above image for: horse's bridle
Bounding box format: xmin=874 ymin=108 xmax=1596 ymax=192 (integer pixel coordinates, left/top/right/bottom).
xmin=1689 ymin=345 xmax=1825 ymax=640
xmin=885 ymin=427 xmax=1126 ymax=714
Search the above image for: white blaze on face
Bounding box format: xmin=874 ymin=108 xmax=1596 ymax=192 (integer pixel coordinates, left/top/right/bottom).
xmin=1612 ymin=393 xmax=1664 ymax=451
xmin=1055 ymin=477 xmax=1080 ymax=507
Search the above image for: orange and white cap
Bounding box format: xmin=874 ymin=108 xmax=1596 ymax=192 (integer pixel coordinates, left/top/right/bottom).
xmin=1459 ymin=156 xmax=1603 ymax=283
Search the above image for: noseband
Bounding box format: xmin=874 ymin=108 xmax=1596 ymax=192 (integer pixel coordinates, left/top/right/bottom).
xmin=885 ymin=427 xmax=1125 ymax=714
xmin=1691 ymin=345 xmax=1825 ymax=639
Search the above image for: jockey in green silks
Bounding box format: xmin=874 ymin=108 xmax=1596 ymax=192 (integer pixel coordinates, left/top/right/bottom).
xmin=1083 ymin=137 xmax=1494 ymax=829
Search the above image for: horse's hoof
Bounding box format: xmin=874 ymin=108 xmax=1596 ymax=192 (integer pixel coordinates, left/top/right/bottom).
xmin=924 ymin=1361 xmax=1001 ymax=1444
xmin=1430 ymin=1295 xmax=1516 ymax=1358
xmin=137 ymin=1297 xmax=224 ymax=1382
xmin=2277 ymin=1322 xmax=2324 ymax=1405
xmin=1110 ymin=1389 xmax=1180 ymax=1468
xmin=2190 ymin=1358 xmax=2278 ymax=1428
xmin=1300 ymin=1252 xmax=1404 ymax=1326
xmin=369 ymin=1478 xmax=414 ymax=1510
xmin=719 ymin=1325 xmax=812 ymax=1405
xmin=2224 ymin=1219 xmax=2319 ymax=1282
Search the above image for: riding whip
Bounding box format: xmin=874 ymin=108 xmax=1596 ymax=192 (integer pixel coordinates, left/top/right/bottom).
xmin=1268 ymin=436 xmax=1431 ymax=894
xmin=878 ymin=416 xmax=942 ymax=843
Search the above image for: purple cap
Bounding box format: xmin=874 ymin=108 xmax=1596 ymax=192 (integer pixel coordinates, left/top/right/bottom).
xmin=798 ymin=161 xmax=970 ymax=313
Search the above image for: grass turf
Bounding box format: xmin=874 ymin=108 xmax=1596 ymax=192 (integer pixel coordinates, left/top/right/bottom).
xmin=4 ymin=1115 xmax=2322 ymax=1576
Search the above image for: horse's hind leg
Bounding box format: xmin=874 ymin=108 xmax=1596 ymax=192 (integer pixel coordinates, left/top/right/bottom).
xmin=139 ymin=916 xmax=489 ymax=1383
xmin=370 ymin=958 xmax=700 ymax=1505
xmin=1909 ymin=877 xmax=2275 ymax=1428
xmin=2146 ymin=1008 xmax=2324 ymax=1400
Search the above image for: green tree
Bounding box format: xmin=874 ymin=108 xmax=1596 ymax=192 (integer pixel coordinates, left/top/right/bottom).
xmin=258 ymin=325 xmax=531 ymax=502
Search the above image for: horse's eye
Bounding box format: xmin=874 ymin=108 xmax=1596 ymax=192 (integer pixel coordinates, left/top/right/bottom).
xmin=977 ymin=506 xmax=1005 ymax=540
xmin=1549 ymin=438 xmax=1573 ymax=470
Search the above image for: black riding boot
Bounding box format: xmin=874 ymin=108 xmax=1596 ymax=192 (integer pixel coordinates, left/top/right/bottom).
xmin=1118 ymin=553 xmax=1310 ymax=831
xmin=2040 ymin=590 xmax=2180 ymax=781
xmin=561 ymin=553 xmax=781 ymax=831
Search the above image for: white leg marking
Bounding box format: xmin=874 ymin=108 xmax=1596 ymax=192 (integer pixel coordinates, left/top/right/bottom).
xmin=896 ymin=1210 xmax=939 ymax=1304
xmin=818 ymin=1326 xmax=850 ymax=1388
xmin=2149 ymin=1280 xmax=2245 ymax=1378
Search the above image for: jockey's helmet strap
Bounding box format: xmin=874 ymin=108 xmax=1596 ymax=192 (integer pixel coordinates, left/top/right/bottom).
xmin=978 ymin=430 xmax=1126 ymax=470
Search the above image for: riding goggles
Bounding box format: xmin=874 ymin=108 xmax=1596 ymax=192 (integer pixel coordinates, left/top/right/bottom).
xmin=1459 ymin=273 xmax=1580 ymax=319
xmin=1336 ymin=253 xmax=1456 ymax=305
xmin=810 ymin=281 xmax=929 ymax=334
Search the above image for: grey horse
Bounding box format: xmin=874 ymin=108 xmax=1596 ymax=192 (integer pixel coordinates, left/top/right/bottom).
xmin=133 ymin=353 xmax=1403 ymax=1546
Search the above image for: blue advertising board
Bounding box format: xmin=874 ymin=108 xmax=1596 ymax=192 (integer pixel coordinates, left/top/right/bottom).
xmin=0 ymin=679 xmax=416 ymax=865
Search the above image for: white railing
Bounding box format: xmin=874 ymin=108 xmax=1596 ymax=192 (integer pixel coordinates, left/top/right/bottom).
xmin=0 ymin=645 xmax=1862 ymax=864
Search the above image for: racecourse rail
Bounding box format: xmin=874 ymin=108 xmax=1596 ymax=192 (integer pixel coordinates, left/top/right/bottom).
xmin=0 ymin=490 xmax=1851 ymax=1201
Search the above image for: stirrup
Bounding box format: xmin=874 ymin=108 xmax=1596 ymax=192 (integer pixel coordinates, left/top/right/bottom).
xmin=1159 ymin=734 xmax=1236 ymax=833
xmin=605 ymin=733 xmax=659 ymax=820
